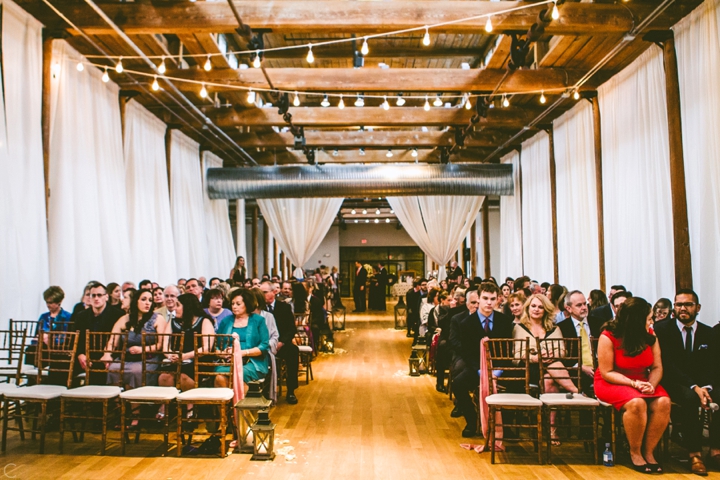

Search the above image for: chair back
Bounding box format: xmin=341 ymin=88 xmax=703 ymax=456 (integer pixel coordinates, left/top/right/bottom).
xmin=10 ymin=319 xmax=38 ymax=339
xmin=50 ymin=316 xmax=74 ymax=333
xmin=141 ymin=332 xmax=183 ymax=387
xmin=36 ymin=331 xmax=79 ymax=388
xmin=0 ymin=330 xmax=27 ymax=383
xmin=484 ymin=338 xmax=532 ymax=394
xmin=537 ymin=337 xmax=585 ymax=394
xmin=294 ymin=312 xmax=309 ymax=327
xmin=86 ymin=331 xmax=127 ymax=386
xmin=192 ymin=333 xmax=235 ymax=388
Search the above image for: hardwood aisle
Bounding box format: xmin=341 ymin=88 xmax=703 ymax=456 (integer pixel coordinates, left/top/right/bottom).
xmin=3 ymin=310 xmax=716 ymax=479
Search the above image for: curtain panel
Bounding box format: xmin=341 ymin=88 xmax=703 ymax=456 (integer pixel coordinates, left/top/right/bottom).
xmin=553 ymin=101 xmax=601 ymax=295
xmin=202 ymin=151 xmax=236 ymax=279
xmin=499 ymin=151 xmax=523 ymax=281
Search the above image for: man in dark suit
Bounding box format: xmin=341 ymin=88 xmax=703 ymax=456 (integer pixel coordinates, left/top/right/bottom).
xmin=376 ymin=262 xmax=388 ymax=310
xmin=406 ymin=279 xmax=425 ymax=340
xmin=590 ymin=285 xmax=626 ymax=322
xmin=656 ymin=289 xmax=720 ymax=475
xmin=261 ymin=281 xmax=300 ymax=404
xmin=437 ymin=290 xmax=467 ymax=394
xmin=353 ymin=261 xmax=367 ymax=312
xmin=449 ymin=283 xmax=513 ymax=437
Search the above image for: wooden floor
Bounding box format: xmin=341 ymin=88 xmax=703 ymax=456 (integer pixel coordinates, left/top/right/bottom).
xmin=3 ymin=306 xmax=718 ymax=479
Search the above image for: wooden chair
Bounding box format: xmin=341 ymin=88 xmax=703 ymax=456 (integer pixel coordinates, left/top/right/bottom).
xmin=294 ymin=331 xmax=313 ymax=384
xmin=590 ymin=336 xmax=617 ymax=459
xmin=59 ymin=332 xmax=127 ymax=454
xmin=484 ymin=338 xmax=544 ymax=464
xmin=176 ymin=333 xmax=235 ymax=457
xmin=537 ymin=337 xmax=600 ymax=464
xmin=0 ymin=330 xmax=27 ymax=384
xmin=2 ymin=331 xmax=78 ymax=454
xmin=118 ymin=332 xmax=183 ymax=456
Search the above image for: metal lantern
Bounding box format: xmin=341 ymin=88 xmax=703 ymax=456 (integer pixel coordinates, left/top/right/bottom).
xmin=394 ymin=299 xmax=407 ymax=330
xmin=331 ymin=306 xmax=346 ymax=331
xmin=234 ymin=381 xmax=272 ymax=453
xmin=408 ymin=350 xmax=421 ymax=376
xmin=250 ymin=409 xmax=276 ymax=461
xmin=412 ymin=344 xmax=428 ymax=374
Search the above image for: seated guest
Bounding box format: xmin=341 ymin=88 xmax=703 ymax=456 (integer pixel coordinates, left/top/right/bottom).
xmin=203 ymin=288 xmax=232 ymax=330
xmin=513 ymin=276 xmax=531 ymax=292
xmin=37 ymin=286 xmax=72 ymax=339
xmin=431 ymin=291 xmax=453 ymax=393
xmin=72 ymin=282 xmax=95 ymax=315
xmin=308 ymin=282 xmax=332 ymax=349
xmin=656 ymin=290 xmax=719 ymax=475
xmin=251 ymin=288 xmax=279 ymax=355
xmin=138 ymin=279 xmax=152 ymax=291
xmin=588 ymin=289 xmax=608 ymax=311
xmin=292 ymin=282 xmax=310 ymax=315
xmin=506 ymin=291 xmax=526 ymax=324
xmin=209 ymin=277 xmax=221 ymax=289
xmin=155 ymin=285 xmax=179 ymax=320
xmin=152 ymin=287 xmax=165 ymax=311
xmin=546 ymin=284 xmax=567 ymax=323
xmin=121 ymin=288 xmax=136 ymax=313
xmin=591 ymin=285 xmax=626 ymax=322
xmin=595 ymin=297 xmax=669 ymax=474
xmin=107 ymin=283 xmax=122 ymax=309
xmin=419 ymin=288 xmax=439 ymax=342
xmin=652 ymin=298 xmax=672 ymax=325
xmin=215 ymin=289 xmax=269 ymax=395
xmin=500 ymin=283 xmax=511 ymax=300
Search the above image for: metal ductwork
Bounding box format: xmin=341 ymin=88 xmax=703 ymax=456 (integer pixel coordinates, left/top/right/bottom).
xmin=206 ymin=164 xmax=514 ymax=199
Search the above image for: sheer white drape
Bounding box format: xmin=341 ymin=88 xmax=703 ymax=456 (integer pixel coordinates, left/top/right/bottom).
xmin=386 ymin=196 xmax=484 ymax=280
xmin=599 ymin=48 xmax=675 ymax=302
xmin=499 ymin=151 xmax=523 ymax=281
xmin=235 ymin=199 xmax=247 ymax=263
xmin=202 ymin=151 xmax=236 ymax=278
xmin=170 ymin=130 xmax=208 ymax=279
xmin=675 ymin=0 xmax=720 ymax=319
xmin=48 ymin=41 xmax=132 ymax=302
xmin=520 ymin=132 xmax=554 ymax=283
xmin=257 ymin=198 xmax=343 ymax=270
xmin=0 ymin=0 xmax=48 ymax=325
xmin=553 ymin=101 xmax=600 ymax=294
xmin=123 ymin=100 xmax=177 ymax=286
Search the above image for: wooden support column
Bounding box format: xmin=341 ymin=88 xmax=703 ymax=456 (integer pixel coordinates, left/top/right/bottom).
xmin=41 ymin=34 xmax=54 ymax=225
xmin=286 ymin=257 xmax=292 ymax=278
xmin=470 ymin=220 xmax=477 ymax=279
xmin=548 ymin=127 xmax=559 ymax=284
xmin=273 ymin=238 xmax=279 ymax=277
xmin=279 ymin=250 xmax=286 ymax=280
xmin=482 ymin=201 xmax=491 ymax=279
xmin=263 ymin=219 xmax=270 ymax=277
xmin=251 ymin=205 xmax=259 ymax=278
xmin=591 ymin=96 xmax=607 ymax=291
xmin=459 ymin=239 xmax=466 ymax=273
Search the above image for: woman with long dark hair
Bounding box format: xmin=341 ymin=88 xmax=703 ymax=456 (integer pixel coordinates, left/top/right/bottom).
xmin=229 ymin=256 xmax=247 ymax=285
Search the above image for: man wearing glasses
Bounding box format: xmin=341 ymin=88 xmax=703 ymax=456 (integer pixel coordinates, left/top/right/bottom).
xmin=655 ymin=289 xmax=719 ymax=475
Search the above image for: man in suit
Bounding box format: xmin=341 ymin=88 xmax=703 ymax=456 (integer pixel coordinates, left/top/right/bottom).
xmin=155 ymin=284 xmax=180 ymax=321
xmin=656 ymin=289 xmax=720 ymax=475
xmin=376 ymin=262 xmax=388 ymax=311
xmin=353 ymin=261 xmax=367 ymax=313
xmin=450 ymin=283 xmax=514 ymax=437
xmin=406 ymin=279 xmax=425 ymax=340
xmin=590 ymin=285 xmax=626 ymax=322
xmin=261 ymin=281 xmax=300 ymax=404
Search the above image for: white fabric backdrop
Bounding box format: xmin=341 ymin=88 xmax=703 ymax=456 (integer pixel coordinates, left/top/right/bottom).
xmin=387 ymin=196 xmax=484 ymax=280
xmin=553 ymin=101 xmax=601 ymax=294
xmin=0 ymin=0 xmax=48 ymax=325
xmin=599 ymin=48 xmax=675 ymax=302
xmin=257 ymin=198 xmax=343 ymax=270
xmin=124 ymin=100 xmax=177 ymax=286
xmin=675 ymin=0 xmax=720 ymax=320
xmin=48 ymin=41 xmax=132 ymax=303
xmin=235 ymin=199 xmax=247 ymax=266
xmin=170 ymin=130 xmax=208 ymax=279
xmin=499 ymin=151 xmax=523 ymax=281
xmin=202 ymin=151 xmax=236 ymax=279
xmin=520 ymin=131 xmax=554 ymax=283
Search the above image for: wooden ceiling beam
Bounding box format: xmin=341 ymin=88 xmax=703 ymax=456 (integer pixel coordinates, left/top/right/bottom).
xmin=249 ymin=148 xmax=493 ymax=165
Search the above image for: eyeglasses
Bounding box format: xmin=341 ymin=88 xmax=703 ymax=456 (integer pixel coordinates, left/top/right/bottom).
xmin=675 ymin=302 xmax=696 ymax=308
xmin=90 ymin=293 xmax=106 ymax=298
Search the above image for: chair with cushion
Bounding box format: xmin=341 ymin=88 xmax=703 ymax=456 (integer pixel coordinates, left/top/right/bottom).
xmin=2 ymin=331 xmax=78 ymax=454
xmin=0 ymin=330 xmax=28 ymax=385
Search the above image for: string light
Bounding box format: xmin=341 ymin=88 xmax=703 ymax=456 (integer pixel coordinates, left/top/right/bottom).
xmin=361 ymin=37 xmax=369 ymax=56
xmin=102 ymin=68 xmax=109 ymax=83
xmin=75 ymin=62 xmax=83 ymax=72
xmin=424 ymin=96 xmax=431 ymax=111
xmin=502 ymin=94 xmax=509 ymax=108
xmin=151 ymin=75 xmax=160 ymax=91
xmin=247 ymin=89 xmax=256 ymax=104
xmin=355 ymin=94 xmax=364 ymax=107
xmin=203 ymin=55 xmax=212 ymax=71
xmin=465 ymin=95 xmax=472 ymax=110
xmin=306 ymin=45 xmax=314 ymax=63
xmin=362 ymin=209 xmax=367 ymax=215
xmin=485 ymin=17 xmax=493 ymax=33
xmin=158 ymin=57 xmax=166 ymax=74
xmin=293 ymin=91 xmax=300 ymax=106
xmin=385 ymin=218 xmax=390 ymax=223
xmin=412 ymin=148 xmax=418 ymax=157
xmin=376 ymin=209 xmax=381 ymax=215
xmin=374 ymin=219 xmax=380 ymax=224
xmin=199 ymin=83 xmax=208 ymax=98
xmin=386 ymin=149 xmax=393 ymax=158
xmin=321 ymin=94 xmax=330 ymax=107
xmin=433 ymin=94 xmax=443 ymax=107
xmin=551 ymin=1 xmax=560 ymax=20
xmin=354 ymin=219 xmax=359 ymax=223
xmin=351 ymin=209 xmax=356 ymax=214
xmin=115 ymin=57 xmax=123 ymax=73
xmin=573 ymin=90 xmax=581 ymax=100
xmin=396 ymin=93 xmax=405 ymax=106
xmin=338 ymin=95 xmax=345 ymax=109
xmin=365 ymin=219 xmax=370 ymax=223
xmin=422 ymin=27 xmax=431 ymax=46
xmin=540 ymin=91 xmax=546 ymax=104
xmin=359 ymin=148 xmax=365 ymax=156
xmin=253 ymin=51 xmax=261 ymax=68
xmin=382 ymin=96 xmax=390 ymax=110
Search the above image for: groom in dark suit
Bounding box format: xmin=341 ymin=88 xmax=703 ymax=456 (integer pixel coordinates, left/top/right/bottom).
xmin=655 ymin=289 xmax=720 ymax=475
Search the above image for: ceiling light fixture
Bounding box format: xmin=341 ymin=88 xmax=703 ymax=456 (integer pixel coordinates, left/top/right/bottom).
xmin=338 ymin=95 xmax=345 ymax=109
xmin=386 ymin=149 xmax=393 ymax=158
xmin=424 ymin=95 xmax=430 ymax=111
xmin=158 ymin=57 xmax=166 ymax=74
xmin=321 ymin=94 xmax=330 ymax=107
xmin=204 ymin=55 xmax=212 ymax=71
xmin=485 ymin=17 xmax=494 ymax=33
xmin=306 ymin=45 xmax=314 ymax=63
xmin=361 ymin=37 xmax=369 ymax=55
xmin=412 ymin=148 xmax=418 ymax=157
xmin=293 ymin=91 xmax=300 ymax=106
xmin=396 ymin=93 xmax=406 ymax=106
xmin=422 ymin=27 xmax=431 ymax=46
xmin=433 ymin=94 xmax=443 ymax=107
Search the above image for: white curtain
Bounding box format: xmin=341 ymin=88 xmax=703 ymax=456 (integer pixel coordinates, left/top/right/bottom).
xmin=387 ymin=196 xmax=484 ymax=280
xmin=553 ymin=101 xmax=600 ymax=294
xmin=520 ymin=131 xmax=554 ymax=283
xmin=202 ymin=151 xmax=236 ymax=278
xmin=124 ymin=100 xmax=177 ymax=286
xmin=170 ymin=130 xmax=208 ymax=279
xmin=236 ymin=199 xmax=247 ymax=265
xmin=499 ymin=151 xmax=523 ymax=281
xmin=598 ymin=48 xmax=675 ymax=302
xmin=48 ymin=41 xmax=132 ymax=303
xmin=257 ymin=198 xmax=343 ymax=271
xmin=675 ymin=0 xmax=720 ymax=320
xmin=0 ymin=0 xmax=48 ymax=325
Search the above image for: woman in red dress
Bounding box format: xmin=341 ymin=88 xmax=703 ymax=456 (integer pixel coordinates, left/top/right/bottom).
xmin=595 ymin=297 xmax=670 ymax=474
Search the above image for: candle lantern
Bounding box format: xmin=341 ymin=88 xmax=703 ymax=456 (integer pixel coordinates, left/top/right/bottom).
xmin=394 ymin=300 xmax=407 ymax=330
xmin=412 ymin=344 xmax=428 ymax=374
xmin=234 ymin=381 xmax=272 ymax=453
xmin=331 ymin=306 xmax=346 ymax=331
xmin=408 ymin=350 xmax=421 ymax=376
xmin=250 ymin=409 xmax=276 ymax=461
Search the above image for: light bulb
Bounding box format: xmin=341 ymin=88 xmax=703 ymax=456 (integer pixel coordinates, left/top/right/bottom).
xmin=540 ymin=91 xmax=546 ymax=104
xmin=102 ymin=68 xmax=109 ymax=83
xmin=247 ymin=89 xmax=256 ymax=104
xmin=375 ymin=209 xmax=381 ymax=215
xmin=485 ymin=17 xmax=493 ymax=33
xmin=386 ymin=149 xmax=393 ymax=158
xmin=422 ymin=27 xmax=431 ymax=46
xmin=306 ymin=45 xmax=314 ymax=64
xmin=293 ymin=91 xmax=300 ymax=106
xmin=204 ymin=56 xmax=212 ymax=71
xmin=365 ymin=219 xmax=369 ymax=223
xmin=433 ymin=95 xmax=443 ymax=107
xmin=253 ymin=52 xmax=261 ymax=68
xmin=338 ymin=95 xmax=345 ymax=109
xmin=424 ymin=96 xmax=430 ymax=111
xmin=465 ymin=96 xmax=472 ymax=110
xmin=551 ymin=3 xmax=560 ymax=20
xmin=76 ymin=62 xmax=84 ymax=72
xmin=502 ymin=95 xmax=509 ymax=108
xmin=385 ymin=218 xmax=390 ymax=223
xmin=321 ymin=94 xmax=330 ymax=107
xmin=199 ymin=83 xmax=208 ymax=98
xmin=355 ymin=95 xmax=364 ymax=107
xmin=382 ymin=96 xmax=390 ymax=110
xmin=359 ymin=148 xmax=365 ymax=156
xmin=573 ymin=90 xmax=580 ymax=100
xmin=412 ymin=148 xmax=418 ymax=157
xmin=115 ymin=58 xmax=123 ymax=73
xmin=152 ymin=76 xmax=160 ymax=91
xmin=361 ymin=38 xmax=369 ymax=56
xmin=362 ymin=209 xmax=367 ymax=215
xmin=351 ymin=209 xmax=356 ymax=215
xmin=158 ymin=57 xmax=166 ymax=74
xmin=354 ymin=219 xmax=359 ymax=223
xmin=374 ymin=219 xmax=379 ymax=224
xmin=396 ymin=94 xmax=405 ymax=106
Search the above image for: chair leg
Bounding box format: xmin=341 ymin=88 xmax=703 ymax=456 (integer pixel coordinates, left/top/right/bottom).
xmin=59 ymin=399 xmax=65 ymax=454
xmin=163 ymin=402 xmax=170 ymax=456
xmin=489 ymin=405 xmax=496 ymax=464
xmin=16 ymin=401 xmax=24 ymax=441
xmin=537 ymin=407 xmax=544 ymax=465
xmin=38 ymin=401 xmax=47 ymax=454
xmin=120 ymin=400 xmax=126 ymax=455
xmin=101 ymin=400 xmax=108 ymax=455
xmin=2 ymin=400 xmax=8 ymax=452
xmin=220 ymin=403 xmax=227 ymax=458
xmin=545 ymin=407 xmax=552 ymax=464
xmin=177 ymin=402 xmax=183 ymax=457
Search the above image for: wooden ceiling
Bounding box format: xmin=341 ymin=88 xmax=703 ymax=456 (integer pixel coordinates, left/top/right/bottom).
xmin=16 ymin=0 xmax=703 ymax=166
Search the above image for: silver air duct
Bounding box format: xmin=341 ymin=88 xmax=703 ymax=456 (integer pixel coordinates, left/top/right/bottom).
xmin=206 ymin=164 xmax=514 ymax=199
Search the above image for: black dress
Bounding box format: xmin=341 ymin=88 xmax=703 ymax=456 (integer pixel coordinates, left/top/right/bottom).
xmin=166 ymin=316 xmax=206 ymax=378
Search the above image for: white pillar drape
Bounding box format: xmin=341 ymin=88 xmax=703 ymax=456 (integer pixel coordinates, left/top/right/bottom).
xmin=123 ymin=100 xmax=177 ymax=286
xmin=520 ymin=131 xmax=554 ymax=283
xmin=48 ymin=41 xmax=132 ymax=302
xmin=675 ymin=0 xmax=720 ymax=319
xmin=0 ymin=0 xmax=48 ymax=325
xmin=553 ymin=101 xmax=600 ymax=294
xmin=599 ymin=48 xmax=675 ymax=302
xmin=202 ymin=151 xmax=236 ymax=279
xmin=499 ymin=151 xmax=523 ymax=281
xmin=257 ymin=198 xmax=342 ymax=273
xmin=235 ymin=199 xmax=247 ymax=267
xmin=386 ymin=196 xmax=484 ymax=280
xmin=170 ymin=130 xmax=208 ymax=279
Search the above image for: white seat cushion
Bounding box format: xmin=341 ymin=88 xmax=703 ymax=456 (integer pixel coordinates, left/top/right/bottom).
xmin=485 ymin=393 xmax=543 ymax=407
xmin=4 ymin=385 xmax=67 ymax=400
xmin=0 ymin=364 xmax=33 ymax=376
xmin=177 ymin=388 xmax=233 ymax=402
xmin=24 ymin=367 xmax=49 ymax=377
xmin=597 ymin=399 xmax=612 ymax=408
xmin=61 ymin=385 xmax=122 ymax=399
xmin=0 ymin=384 xmax=20 ymax=395
xmin=119 ymin=386 xmax=179 ymax=401
xmin=540 ymin=393 xmax=600 ymax=407
xmin=297 ymin=345 xmax=313 ymax=353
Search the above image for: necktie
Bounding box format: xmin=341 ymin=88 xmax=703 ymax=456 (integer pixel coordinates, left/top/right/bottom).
xmin=684 ymin=326 xmax=693 ymax=354
xmin=483 ymin=316 xmax=490 ymax=333
xmin=579 ymin=321 xmax=593 ymax=368
xmin=267 ymin=304 xmax=274 ymax=314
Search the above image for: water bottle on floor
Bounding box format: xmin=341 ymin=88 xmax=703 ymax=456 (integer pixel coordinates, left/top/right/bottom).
xmin=603 ymin=443 xmax=614 ymax=467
